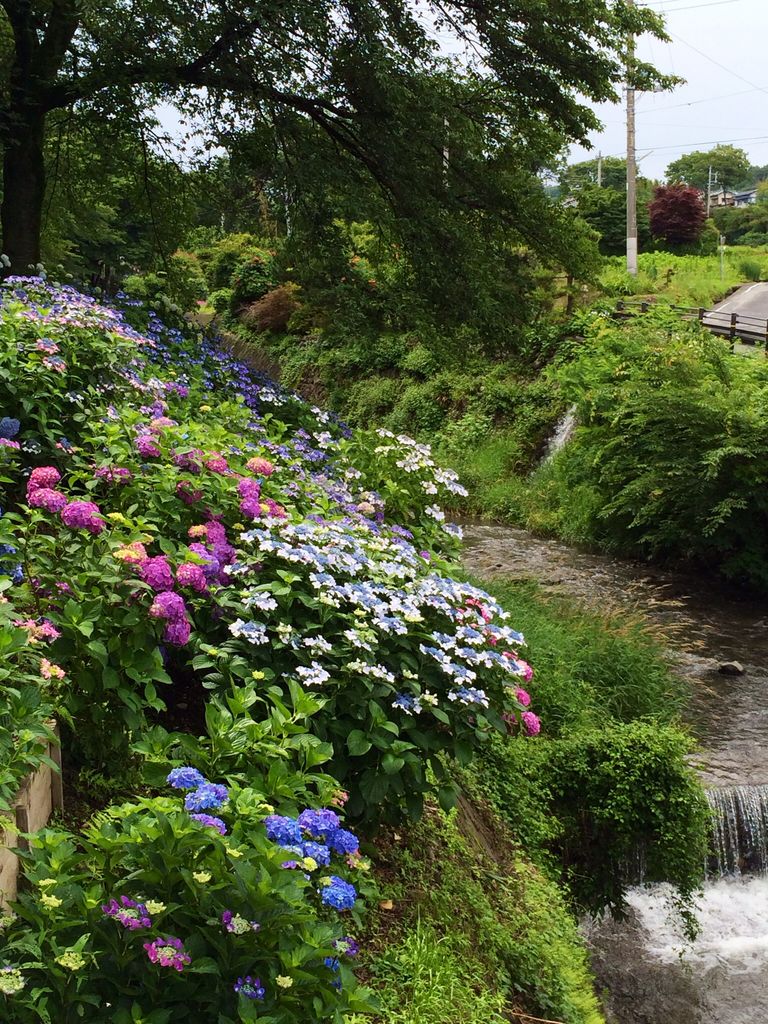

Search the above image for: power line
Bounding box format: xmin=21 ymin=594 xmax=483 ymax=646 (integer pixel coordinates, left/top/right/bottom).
xmin=636 ymin=86 xmax=762 ymax=114
xmin=645 ymin=0 xmax=742 ymax=10
xmin=670 ymin=31 xmax=768 ymax=98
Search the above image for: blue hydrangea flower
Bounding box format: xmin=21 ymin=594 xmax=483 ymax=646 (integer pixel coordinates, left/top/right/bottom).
xmin=298 ymin=808 xmax=340 ymax=838
xmin=264 ymin=815 xmax=302 ymax=847
xmin=167 ymin=766 xmax=207 ymax=790
xmin=190 ymin=814 xmax=227 ymax=835
xmin=0 ymin=417 xmax=20 ymax=439
xmin=319 ymin=876 xmax=357 ymax=911
xmin=185 ymin=783 xmax=229 ymax=811
xmin=302 ymin=841 xmax=331 ymax=866
xmin=327 ymin=828 xmax=359 ymax=856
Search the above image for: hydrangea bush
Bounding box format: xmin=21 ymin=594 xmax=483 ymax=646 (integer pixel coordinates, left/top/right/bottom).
xmin=0 ymin=278 xmax=541 ymax=1016
xmin=0 ymin=772 xmax=371 ymax=1022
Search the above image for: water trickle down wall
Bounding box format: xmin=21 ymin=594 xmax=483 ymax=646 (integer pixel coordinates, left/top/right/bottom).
xmin=706 ymin=785 xmax=768 ymax=876
xmin=543 ymin=405 xmax=578 ymax=461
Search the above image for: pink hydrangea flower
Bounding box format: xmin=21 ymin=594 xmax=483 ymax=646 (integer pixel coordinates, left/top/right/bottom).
xmin=143 ymin=936 xmax=190 ymax=971
xmin=204 ymin=453 xmax=229 ymax=474
xmin=27 ymin=466 xmax=61 ymax=492
xmin=173 ymin=449 xmax=204 ymax=474
xmin=40 ymin=658 xmax=65 ymax=680
xmin=28 ymin=487 xmax=67 ymax=512
xmin=136 ymin=434 xmax=161 ymax=458
xmin=238 ymin=477 xmax=261 ymax=500
xmin=114 ymin=541 xmax=148 ymax=565
xmin=176 ymin=563 xmax=208 ymax=592
xmin=245 ymin=456 xmax=275 ymax=476
xmin=149 ymin=417 xmax=176 ymax=433
xmin=515 ymin=688 xmax=532 ymax=707
xmin=521 ymin=711 xmax=541 ymax=736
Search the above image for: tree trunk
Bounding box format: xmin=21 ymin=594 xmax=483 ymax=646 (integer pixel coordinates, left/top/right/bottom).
xmin=1 ymin=110 xmax=46 ymax=273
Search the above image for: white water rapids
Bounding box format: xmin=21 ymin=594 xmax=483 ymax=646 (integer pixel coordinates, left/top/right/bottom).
xmin=461 ymin=523 xmax=768 ymax=1023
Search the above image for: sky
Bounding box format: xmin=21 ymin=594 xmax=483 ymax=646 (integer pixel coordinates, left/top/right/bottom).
xmin=567 ymin=0 xmax=768 ymax=181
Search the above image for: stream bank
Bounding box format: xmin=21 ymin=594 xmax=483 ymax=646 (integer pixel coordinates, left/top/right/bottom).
xmin=461 ymin=522 xmax=768 ymax=1024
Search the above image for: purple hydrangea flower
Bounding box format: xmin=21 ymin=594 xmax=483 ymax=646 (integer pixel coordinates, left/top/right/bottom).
xmin=167 ymin=766 xmax=206 ymax=790
xmin=333 ymin=936 xmax=360 ymax=957
xmin=190 ymin=813 xmax=227 ymax=835
xmin=234 ymin=975 xmax=265 ymax=1000
xmin=143 ymin=936 xmax=190 ymax=971
xmin=185 ymin=783 xmax=229 ymax=811
xmin=136 ymin=434 xmax=161 ymax=458
xmin=27 ymin=466 xmax=61 ymax=492
xmin=149 ymin=591 xmax=187 ymax=621
xmin=163 ymin=617 xmax=191 ymax=646
xmin=522 ymin=711 xmax=541 ymax=736
xmin=102 ymin=895 xmax=151 ymax=930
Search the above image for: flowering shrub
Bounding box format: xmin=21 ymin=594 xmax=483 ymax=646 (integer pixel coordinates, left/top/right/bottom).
xmin=0 ymin=277 xmax=539 ymax=815
xmin=0 ymin=774 xmax=371 ymax=1022
xmin=0 ymin=596 xmax=59 ymax=810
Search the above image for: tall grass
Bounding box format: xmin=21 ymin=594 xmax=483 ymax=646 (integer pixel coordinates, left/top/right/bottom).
xmin=599 ymin=249 xmax=768 ymax=307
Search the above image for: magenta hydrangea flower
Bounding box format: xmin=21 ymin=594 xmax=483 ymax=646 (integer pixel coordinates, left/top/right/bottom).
xmin=164 ymin=617 xmax=191 ymax=646
xmin=28 ymin=487 xmax=67 ymax=512
xmin=149 ymin=591 xmax=188 ymax=621
xmin=263 ymin=498 xmax=287 ymax=519
xmin=27 ymin=466 xmax=61 ymax=492
xmin=240 ymin=497 xmax=262 ymax=519
xmin=204 ymin=453 xmax=229 ymax=474
xmin=60 ymin=500 xmax=105 ymax=534
xmin=515 ymin=688 xmax=532 ymax=708
xmin=135 ymin=434 xmax=161 ymax=458
xmin=176 ymin=480 xmax=203 ymax=505
xmin=176 ymin=562 xmax=207 ymax=592
xmin=102 ymin=896 xmax=151 ymax=930
xmin=143 ymin=936 xmax=191 ymax=971
xmin=139 ymin=556 xmax=174 ymax=592
xmin=94 ymin=466 xmax=132 ymax=484
xmin=238 ymin=478 xmax=261 ymax=500
xmin=173 ymin=449 xmax=204 ymax=474
xmin=521 ymin=711 xmax=541 ymax=736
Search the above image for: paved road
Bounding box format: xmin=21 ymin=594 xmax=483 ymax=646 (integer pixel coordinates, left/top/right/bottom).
xmin=703 ymin=282 xmax=768 ymax=343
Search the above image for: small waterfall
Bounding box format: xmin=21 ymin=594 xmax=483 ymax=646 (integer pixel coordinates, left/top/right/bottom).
xmin=707 ymin=785 xmax=768 ymax=876
xmin=543 ymin=404 xmax=577 ymax=460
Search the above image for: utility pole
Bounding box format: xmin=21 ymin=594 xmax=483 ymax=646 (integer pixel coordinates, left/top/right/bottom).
xmin=597 ymin=152 xmax=603 ymax=187
xmin=707 ymin=164 xmax=715 ymax=217
xmin=626 ymin=0 xmax=638 ymax=275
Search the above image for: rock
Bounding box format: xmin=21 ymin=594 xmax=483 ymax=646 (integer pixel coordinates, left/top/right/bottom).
xmin=718 ymin=661 xmax=745 ymax=676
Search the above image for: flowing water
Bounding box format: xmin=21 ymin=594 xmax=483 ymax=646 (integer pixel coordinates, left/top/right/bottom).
xmin=461 ymin=523 xmax=768 ymax=1024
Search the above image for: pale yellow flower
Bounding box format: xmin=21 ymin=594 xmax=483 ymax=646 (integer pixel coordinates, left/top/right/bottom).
xmin=145 ymin=900 xmax=166 ymax=915
xmin=38 ymin=878 xmax=57 ymax=888
xmin=193 ymin=871 xmax=211 ymax=884
xmin=226 ymin=847 xmax=243 ymax=859
xmin=40 ymin=893 xmax=63 ymax=908
xmin=276 ymin=975 xmax=294 ymax=989
xmin=55 ymin=951 xmax=86 ymax=971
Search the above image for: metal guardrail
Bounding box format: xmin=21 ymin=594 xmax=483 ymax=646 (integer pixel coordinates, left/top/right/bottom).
xmin=614 ymin=300 xmax=768 ymax=354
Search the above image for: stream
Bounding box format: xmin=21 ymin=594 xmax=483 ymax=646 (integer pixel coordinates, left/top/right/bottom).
xmin=461 ymin=522 xmax=768 ymax=1024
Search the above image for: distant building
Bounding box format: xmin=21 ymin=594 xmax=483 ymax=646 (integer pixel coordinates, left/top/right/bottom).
xmin=734 ymin=189 xmax=759 ymax=207
xmin=706 ymin=187 xmax=735 ymax=208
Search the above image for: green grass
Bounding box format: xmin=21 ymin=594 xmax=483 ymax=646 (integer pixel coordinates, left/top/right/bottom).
xmin=359 ymin=803 xmax=606 ymax=1024
xmin=598 ymin=249 xmax=768 ymax=308
xmin=469 ymin=577 xmax=686 ymax=732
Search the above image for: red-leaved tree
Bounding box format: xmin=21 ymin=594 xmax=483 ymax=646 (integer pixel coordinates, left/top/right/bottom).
xmin=649 ymin=184 xmax=707 ymax=246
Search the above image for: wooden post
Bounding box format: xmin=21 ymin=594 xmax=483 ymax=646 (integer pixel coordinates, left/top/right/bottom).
xmin=699 ymin=307 xmax=705 ymax=322
xmin=764 ymin=318 xmax=768 ymax=357
xmin=730 ymin=313 xmax=738 ymax=353
xmin=640 ymin=301 xmax=649 ymax=314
